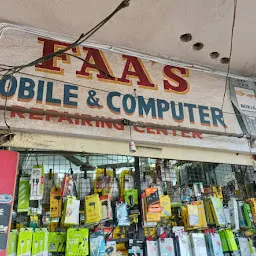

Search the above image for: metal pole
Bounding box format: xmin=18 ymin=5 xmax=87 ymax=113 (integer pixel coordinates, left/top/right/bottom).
xmin=0 ymin=105 xmax=249 ymax=139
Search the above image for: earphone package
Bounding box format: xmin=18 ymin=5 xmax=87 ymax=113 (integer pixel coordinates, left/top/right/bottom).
xmin=66 ymin=228 xmax=89 ymax=256
xmin=31 ymin=228 xmax=48 ymax=256
xmin=85 ymin=194 xmax=101 ymax=224
xmin=100 ymin=195 xmax=112 ymax=221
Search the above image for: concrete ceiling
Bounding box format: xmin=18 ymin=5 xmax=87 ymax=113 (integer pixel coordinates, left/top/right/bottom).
xmin=0 ymin=0 xmax=255 ymax=78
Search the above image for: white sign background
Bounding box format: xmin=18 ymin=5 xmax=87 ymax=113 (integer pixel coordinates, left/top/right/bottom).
xmin=0 ymin=25 xmax=253 ymax=154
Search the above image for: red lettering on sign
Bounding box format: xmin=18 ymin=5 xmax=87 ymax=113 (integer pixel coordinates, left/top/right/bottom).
xmin=35 ymin=38 xmax=79 ymax=75
xmin=163 ymin=66 xmax=189 ymax=94
xmin=117 ymin=55 xmax=156 ymax=89
xmin=76 ymin=47 xmax=115 ymax=82
xmin=10 ymin=105 xmax=26 ymax=118
xmin=29 ymin=108 xmax=43 ymax=120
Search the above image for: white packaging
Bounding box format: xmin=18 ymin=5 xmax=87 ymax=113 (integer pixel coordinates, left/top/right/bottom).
xmin=190 ymin=233 xmax=207 ymax=256
xmin=228 ymin=198 xmax=239 ymax=231
xmin=146 ymin=241 xmax=159 ymax=256
xmin=238 ymin=237 xmax=250 ymax=256
xmin=105 ymin=241 xmax=116 ymax=256
xmin=210 ymin=233 xmax=224 ymax=256
xmin=158 ymin=238 xmax=175 ymax=256
xmin=177 ymin=234 xmax=192 ymax=256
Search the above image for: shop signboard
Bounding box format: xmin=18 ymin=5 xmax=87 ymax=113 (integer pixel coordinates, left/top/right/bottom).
xmin=0 ymin=24 xmax=254 ymax=154
xmin=0 ymin=151 xmax=18 ymax=255
xmin=229 ymin=78 xmax=256 ymax=139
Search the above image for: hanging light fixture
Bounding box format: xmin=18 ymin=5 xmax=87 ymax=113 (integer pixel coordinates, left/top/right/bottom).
xmin=129 ymin=125 xmax=136 ymax=153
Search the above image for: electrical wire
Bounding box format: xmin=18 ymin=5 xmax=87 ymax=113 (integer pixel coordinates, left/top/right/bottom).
xmin=221 ymin=0 xmax=237 ymax=111
xmin=0 ymin=0 xmax=130 ymax=130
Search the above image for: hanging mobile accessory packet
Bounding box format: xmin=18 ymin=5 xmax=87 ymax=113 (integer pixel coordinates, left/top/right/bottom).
xmin=90 ymin=231 xmax=105 ymax=256
xmin=146 ymin=240 xmax=159 ymax=256
xmin=85 ymin=194 xmax=101 ymax=224
xmin=124 ymin=189 xmax=140 ymax=216
xmin=17 ymin=177 xmax=30 ymax=213
xmin=31 ymin=228 xmax=48 ymax=256
xmin=177 ymin=233 xmax=192 ymax=256
xmin=228 ymin=198 xmax=239 ymax=231
xmin=190 ymin=233 xmax=208 ymax=256
xmin=17 ymin=228 xmax=33 ymax=256
xmin=191 ymin=200 xmax=207 ymax=228
xmin=30 ymin=165 xmax=45 ymax=200
xmin=141 ymin=196 xmax=158 ymax=227
xmin=66 ymin=228 xmax=89 ymax=256
xmin=205 ymin=233 xmax=224 ymax=256
xmin=145 ymin=188 xmax=161 ymax=213
xmin=62 ymin=196 xmax=80 ymax=226
xmin=105 ymin=241 xmax=116 ymax=256
xmin=61 ymin=174 xmax=74 ymax=197
xmin=100 ymin=195 xmax=112 ymax=221
xmin=50 ymin=187 xmax=62 ymax=218
xmin=237 ymin=237 xmax=250 ymax=256
xmin=210 ymin=197 xmax=227 ymax=226
xmin=159 ymin=195 xmax=171 ymax=218
xmin=7 ymin=230 xmax=18 ymax=256
xmin=158 ymin=238 xmax=175 ymax=256
xmin=116 ymin=201 xmax=130 ymax=226
xmin=48 ymin=232 xmax=66 ymax=253
xmin=187 ymin=204 xmax=200 ymax=227
xmin=128 ymin=239 xmax=144 ymax=256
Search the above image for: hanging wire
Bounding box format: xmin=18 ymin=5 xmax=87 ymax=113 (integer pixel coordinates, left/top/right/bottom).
xmin=221 ymin=0 xmax=238 ymax=111
xmin=0 ymin=0 xmax=130 ymax=130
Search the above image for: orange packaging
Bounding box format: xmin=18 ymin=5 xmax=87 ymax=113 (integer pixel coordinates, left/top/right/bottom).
xmin=145 ymin=188 xmax=161 ymax=213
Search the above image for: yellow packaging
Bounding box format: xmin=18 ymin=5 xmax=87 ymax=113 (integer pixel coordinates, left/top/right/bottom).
xmin=247 ymin=198 xmax=256 ymax=224
xmin=112 ymin=226 xmax=126 ymax=239
xmin=192 ymin=200 xmax=207 ymax=228
xmin=142 ymin=196 xmax=160 ymax=222
xmin=85 ymin=194 xmax=101 ymax=224
xmin=212 ymin=186 xmax=223 ymax=201
xmin=187 ymin=204 xmax=200 ymax=227
xmin=50 ymin=221 xmax=59 ymax=232
xmin=204 ymin=199 xmax=214 ymax=224
xmin=144 ymin=227 xmax=157 ymax=238
xmin=160 ymin=195 xmax=172 ymax=218
xmin=50 ymin=187 xmax=62 ymax=218
xmin=181 ymin=206 xmax=188 ymax=227
xmin=120 ymin=170 xmax=134 ymax=198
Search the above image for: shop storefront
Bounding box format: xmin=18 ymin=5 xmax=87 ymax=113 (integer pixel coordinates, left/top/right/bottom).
xmin=0 ymin=25 xmax=256 ymax=255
